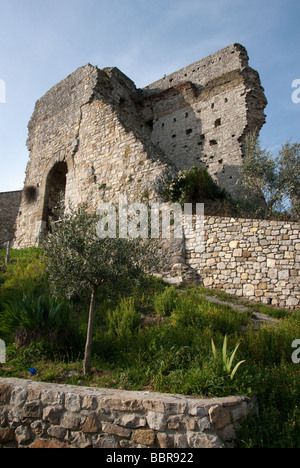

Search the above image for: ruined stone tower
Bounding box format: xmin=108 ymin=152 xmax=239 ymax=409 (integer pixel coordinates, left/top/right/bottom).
xmin=14 ymin=43 xmax=267 ymax=247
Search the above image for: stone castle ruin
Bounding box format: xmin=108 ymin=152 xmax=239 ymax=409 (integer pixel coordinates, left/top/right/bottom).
xmin=2 ymin=44 xmax=299 ymax=308
xmin=13 ymin=43 xmax=267 ymax=247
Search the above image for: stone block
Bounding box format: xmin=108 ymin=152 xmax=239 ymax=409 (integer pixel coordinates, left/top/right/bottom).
xmin=243 ymin=283 xmax=255 ymax=297
xmin=209 ymin=405 xmax=231 ymax=430
xmin=132 ymin=429 xmax=156 ymax=446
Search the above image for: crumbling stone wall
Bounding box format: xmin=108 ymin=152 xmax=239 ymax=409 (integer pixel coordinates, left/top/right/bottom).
xmin=0 ymin=191 xmax=22 ymax=246
xmin=0 ymin=378 xmax=257 ymax=448
xmin=14 ymin=43 xmax=267 ymax=248
xmin=141 ymin=43 xmax=267 ymax=193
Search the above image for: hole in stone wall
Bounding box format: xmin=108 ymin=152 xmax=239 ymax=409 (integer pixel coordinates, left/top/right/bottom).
xmin=145 ymin=119 xmax=154 ymax=132
xmin=186 ymin=128 xmax=193 ymax=135
xmin=42 ymin=161 xmax=68 ymax=232
xmin=214 ymin=118 xmax=221 ymax=128
xmin=24 ymin=186 xmax=38 ymax=204
xmin=209 ymin=140 xmax=218 ymax=146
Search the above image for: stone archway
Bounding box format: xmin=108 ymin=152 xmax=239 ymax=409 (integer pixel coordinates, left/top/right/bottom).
xmin=42 ymin=161 xmax=68 ymax=231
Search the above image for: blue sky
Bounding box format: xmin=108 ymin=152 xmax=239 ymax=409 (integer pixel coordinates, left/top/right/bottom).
xmin=0 ymin=0 xmax=299 ymax=192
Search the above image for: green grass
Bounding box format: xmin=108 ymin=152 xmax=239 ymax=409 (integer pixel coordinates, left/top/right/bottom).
xmin=0 ymin=249 xmax=299 ymax=448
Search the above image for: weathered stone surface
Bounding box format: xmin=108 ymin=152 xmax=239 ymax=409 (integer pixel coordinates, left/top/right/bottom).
xmin=209 ymin=405 xmax=231 ymax=430
xmin=187 ymin=431 xmax=223 ymax=448
xmin=60 ymin=413 xmax=82 ymax=431
xmin=185 ymin=216 xmax=299 ymax=309
xmin=0 ymin=377 xmax=260 ymax=449
xmin=0 ymin=191 xmax=22 ymax=246
xmin=0 ymin=384 xmax=11 ymax=405
xmin=43 ymin=406 xmax=63 ymax=425
xmin=102 ymin=422 xmax=131 ymax=438
xmin=116 ymin=414 xmax=147 ymax=428
xmin=15 ymin=425 xmax=32 ymax=445
xmin=82 ymin=414 xmax=101 ymax=434
xmin=146 ymin=411 xmax=167 ymax=431
xmin=0 ymin=427 xmax=14 ymax=443
xmin=132 ymin=429 xmax=156 ymax=446
xmin=31 ymin=439 xmax=68 ymax=449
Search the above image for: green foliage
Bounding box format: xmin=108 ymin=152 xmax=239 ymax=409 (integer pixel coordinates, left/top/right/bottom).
xmin=236 ymin=363 xmax=300 ymax=448
xmin=0 ymin=248 xmax=47 ymax=305
xmin=0 ymin=271 xmax=299 ymax=447
xmin=153 ymin=285 xmax=178 ymax=316
xmin=240 ymin=132 xmax=300 ymax=220
xmin=43 ymin=202 xmax=157 ymax=299
xmin=211 ymin=334 xmax=246 ymax=380
xmin=106 ymin=297 xmax=141 ymax=339
xmin=42 ymin=202 xmax=158 ymax=373
xmin=0 ymin=293 xmax=73 ymax=334
xmin=241 ymin=312 xmax=300 ymax=365
xmin=155 ymin=166 xmax=227 ymax=205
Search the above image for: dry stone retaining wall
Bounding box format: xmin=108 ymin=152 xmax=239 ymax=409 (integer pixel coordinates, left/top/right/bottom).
xmin=185 ymin=216 xmax=300 ymax=309
xmin=0 ymin=378 xmax=257 ymax=449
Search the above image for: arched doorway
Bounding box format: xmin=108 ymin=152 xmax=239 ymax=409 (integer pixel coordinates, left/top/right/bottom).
xmin=43 ymin=161 xmax=68 ymax=231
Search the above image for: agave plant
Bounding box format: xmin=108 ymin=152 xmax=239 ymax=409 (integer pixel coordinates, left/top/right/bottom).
xmin=211 ymin=334 xmax=246 ymax=380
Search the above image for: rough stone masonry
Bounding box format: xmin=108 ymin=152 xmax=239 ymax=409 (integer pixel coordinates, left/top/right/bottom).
xmin=0 ymin=378 xmax=258 ymax=448
xmin=14 ymin=43 xmax=267 ymax=248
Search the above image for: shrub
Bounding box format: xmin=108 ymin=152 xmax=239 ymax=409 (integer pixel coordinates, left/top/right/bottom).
xmin=153 ymin=286 xmax=178 ymax=316
xmin=0 ymin=293 xmax=79 ymax=355
xmin=106 ymin=297 xmax=141 ymax=339
xmin=155 ymin=166 xmax=228 ymax=205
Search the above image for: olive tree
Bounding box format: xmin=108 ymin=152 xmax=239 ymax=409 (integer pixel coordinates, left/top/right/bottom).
xmin=239 ymin=132 xmax=300 ymax=220
xmin=42 ymin=203 xmax=157 ymax=374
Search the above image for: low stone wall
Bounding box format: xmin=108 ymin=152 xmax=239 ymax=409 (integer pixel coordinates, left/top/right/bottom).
xmin=0 ymin=378 xmax=257 ymax=448
xmin=185 ymin=216 xmax=300 ymax=309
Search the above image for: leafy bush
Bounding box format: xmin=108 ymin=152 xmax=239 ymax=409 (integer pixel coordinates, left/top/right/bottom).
xmin=106 ymin=297 xmax=141 ymax=339
xmin=0 ymin=293 xmax=72 ymax=335
xmin=153 ymin=285 xmax=178 ymax=316
xmin=155 ymin=166 xmax=228 ymax=205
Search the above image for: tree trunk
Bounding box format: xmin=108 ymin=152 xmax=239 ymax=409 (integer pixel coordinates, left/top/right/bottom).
xmin=83 ymin=285 xmax=98 ymax=374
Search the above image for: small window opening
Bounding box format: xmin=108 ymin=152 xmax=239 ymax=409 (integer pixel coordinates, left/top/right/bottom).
xmin=214 ymin=118 xmax=221 ymax=128
xmin=145 ymin=119 xmax=154 ymax=132
xmin=209 ymin=140 xmax=218 ymax=146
